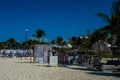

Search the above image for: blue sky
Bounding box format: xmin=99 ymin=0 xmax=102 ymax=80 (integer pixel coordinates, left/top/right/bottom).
xmin=0 ymin=0 xmax=114 ymax=42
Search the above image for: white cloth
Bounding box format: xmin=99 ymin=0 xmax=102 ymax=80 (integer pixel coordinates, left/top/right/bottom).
xmin=5 ymin=50 xmax=10 ymax=54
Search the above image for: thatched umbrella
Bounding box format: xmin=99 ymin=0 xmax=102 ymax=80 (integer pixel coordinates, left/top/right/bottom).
xmin=90 ymin=40 xmax=113 ymax=70
xmin=64 ymin=46 xmax=84 ymax=53
xmin=91 ymin=40 xmax=112 ymax=57
xmin=65 ymin=49 xmax=79 ymax=53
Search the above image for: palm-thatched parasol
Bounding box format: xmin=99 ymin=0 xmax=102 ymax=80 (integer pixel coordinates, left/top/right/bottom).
xmin=91 ymin=40 xmax=112 ymax=56
xmin=64 ymin=46 xmax=84 ymax=53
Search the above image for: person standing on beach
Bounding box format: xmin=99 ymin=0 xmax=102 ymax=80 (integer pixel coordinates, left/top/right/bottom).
xmin=0 ymin=49 xmax=4 ymax=57
xmin=48 ymin=50 xmax=53 ymax=63
xmin=63 ymin=53 xmax=69 ymax=64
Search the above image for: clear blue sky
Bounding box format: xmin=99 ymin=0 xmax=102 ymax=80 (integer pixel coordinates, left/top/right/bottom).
xmin=0 ymin=0 xmax=114 ymax=42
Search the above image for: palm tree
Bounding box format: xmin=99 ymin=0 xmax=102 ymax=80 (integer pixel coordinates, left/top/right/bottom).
xmin=56 ymin=36 xmax=64 ymax=47
xmin=7 ymin=38 xmax=16 ymax=49
xmin=0 ymin=42 xmax=4 ymax=49
xmin=91 ymin=0 xmax=120 ymax=45
xmin=36 ymin=29 xmax=45 ymax=43
xmin=51 ymin=40 xmax=56 ymax=45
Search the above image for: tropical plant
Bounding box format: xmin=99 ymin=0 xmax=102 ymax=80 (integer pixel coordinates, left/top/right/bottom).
xmin=2 ymin=38 xmax=22 ymax=49
xmin=91 ymin=0 xmax=120 ymax=46
xmin=0 ymin=42 xmax=4 ymax=49
xmin=6 ymin=38 xmax=16 ymax=49
xmin=51 ymin=40 xmax=56 ymax=45
xmin=56 ymin=36 xmax=64 ymax=46
xmin=36 ymin=29 xmax=46 ymax=43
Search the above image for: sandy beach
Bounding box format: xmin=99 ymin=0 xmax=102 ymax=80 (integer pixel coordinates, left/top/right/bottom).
xmin=0 ymin=58 xmax=119 ymax=80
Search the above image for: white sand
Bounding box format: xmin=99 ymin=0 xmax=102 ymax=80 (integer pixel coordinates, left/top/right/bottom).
xmin=0 ymin=58 xmax=119 ymax=80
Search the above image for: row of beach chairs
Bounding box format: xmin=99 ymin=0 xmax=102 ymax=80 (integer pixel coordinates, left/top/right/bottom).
xmin=87 ymin=60 xmax=120 ymax=74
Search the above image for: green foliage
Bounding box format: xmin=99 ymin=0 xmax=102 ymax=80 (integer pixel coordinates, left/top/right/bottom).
xmin=56 ymin=36 xmax=64 ymax=46
xmin=91 ymin=0 xmax=120 ymax=46
xmin=80 ymin=38 xmax=90 ymax=51
xmin=36 ymin=29 xmax=46 ymax=42
xmin=51 ymin=40 xmax=56 ymax=45
xmin=0 ymin=42 xmax=4 ymax=49
xmin=50 ymin=36 xmax=67 ymax=47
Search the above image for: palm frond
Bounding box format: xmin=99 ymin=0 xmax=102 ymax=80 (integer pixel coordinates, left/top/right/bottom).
xmin=111 ymin=0 xmax=120 ymax=15
xmin=98 ymin=25 xmax=111 ymax=32
xmin=97 ymin=13 xmax=111 ymax=24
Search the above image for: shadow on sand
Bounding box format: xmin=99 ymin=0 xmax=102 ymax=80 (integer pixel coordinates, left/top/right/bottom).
xmin=59 ymin=64 xmax=90 ymax=71
xmin=14 ymin=61 xmax=34 ymax=64
xmin=59 ymin=64 xmax=120 ymax=78
xmin=87 ymin=71 xmax=120 ymax=77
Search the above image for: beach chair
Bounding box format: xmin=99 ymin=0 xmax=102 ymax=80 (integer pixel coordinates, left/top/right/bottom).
xmin=112 ymin=67 xmax=120 ymax=74
xmin=102 ymin=60 xmax=120 ymax=72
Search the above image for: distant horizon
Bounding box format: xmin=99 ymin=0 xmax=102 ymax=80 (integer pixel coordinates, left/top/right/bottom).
xmin=0 ymin=0 xmax=114 ymax=42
